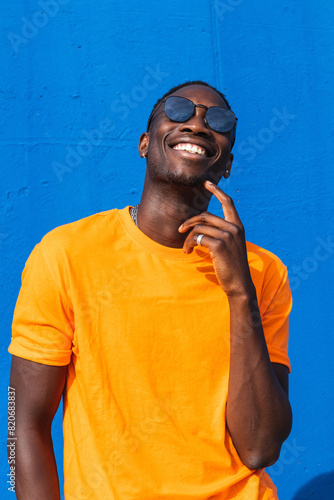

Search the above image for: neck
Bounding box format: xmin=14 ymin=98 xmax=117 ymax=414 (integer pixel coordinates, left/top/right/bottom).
xmin=136 ymin=173 xmax=212 ymax=248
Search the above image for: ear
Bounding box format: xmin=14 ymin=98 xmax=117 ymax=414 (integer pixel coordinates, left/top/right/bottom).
xmin=223 ymin=153 xmax=233 ymax=179
xmin=138 ymin=132 xmax=149 ymax=158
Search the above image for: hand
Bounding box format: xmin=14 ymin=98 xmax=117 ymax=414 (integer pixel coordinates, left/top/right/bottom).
xmin=178 ymin=180 xmax=254 ymax=297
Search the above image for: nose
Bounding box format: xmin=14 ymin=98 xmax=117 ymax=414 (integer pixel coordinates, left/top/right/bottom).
xmin=178 ymin=107 xmax=211 ymax=136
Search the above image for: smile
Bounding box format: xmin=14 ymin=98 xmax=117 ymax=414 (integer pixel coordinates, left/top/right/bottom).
xmin=172 ymin=143 xmax=207 ymax=157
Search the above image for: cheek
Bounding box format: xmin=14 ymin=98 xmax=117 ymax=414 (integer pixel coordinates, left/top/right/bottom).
xmin=216 ymin=132 xmax=231 ymax=149
xmin=148 ymin=124 xmax=174 ymax=154
xmin=215 ymin=136 xmax=232 ymax=161
xmin=148 ymin=137 xmax=165 ymax=156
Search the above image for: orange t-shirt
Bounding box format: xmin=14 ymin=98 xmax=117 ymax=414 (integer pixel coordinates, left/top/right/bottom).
xmin=9 ymin=206 xmax=292 ymax=500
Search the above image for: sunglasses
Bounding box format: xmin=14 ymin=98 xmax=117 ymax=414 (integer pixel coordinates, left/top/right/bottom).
xmin=147 ymin=96 xmax=238 ymax=135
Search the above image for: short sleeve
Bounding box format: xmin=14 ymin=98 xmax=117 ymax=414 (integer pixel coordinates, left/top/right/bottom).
xmin=259 ymin=262 xmax=292 ymax=372
xmin=8 ymin=239 xmax=74 ymax=366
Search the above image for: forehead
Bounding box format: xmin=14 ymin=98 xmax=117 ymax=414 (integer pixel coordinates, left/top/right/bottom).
xmin=170 ymin=84 xmax=227 ymax=108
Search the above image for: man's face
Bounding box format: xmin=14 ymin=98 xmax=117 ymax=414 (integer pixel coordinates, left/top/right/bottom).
xmin=139 ymin=84 xmax=234 ymax=187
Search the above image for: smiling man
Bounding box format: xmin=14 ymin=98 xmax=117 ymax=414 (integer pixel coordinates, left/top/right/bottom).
xmin=8 ymin=81 xmax=292 ymax=499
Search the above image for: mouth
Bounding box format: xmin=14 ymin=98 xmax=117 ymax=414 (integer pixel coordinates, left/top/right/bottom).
xmin=168 ymin=139 xmax=215 ymax=159
xmin=172 ymin=143 xmax=207 ymax=157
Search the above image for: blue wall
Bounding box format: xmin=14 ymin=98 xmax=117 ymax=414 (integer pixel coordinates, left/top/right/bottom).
xmin=1 ymin=1 xmax=333 ymax=498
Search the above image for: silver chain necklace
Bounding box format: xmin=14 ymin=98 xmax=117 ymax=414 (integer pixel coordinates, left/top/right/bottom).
xmin=130 ymin=204 xmax=140 ymax=227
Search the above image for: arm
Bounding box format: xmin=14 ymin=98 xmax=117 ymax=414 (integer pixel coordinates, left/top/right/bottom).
xmin=8 ymin=355 xmax=67 ymax=500
xmin=226 ymin=291 xmax=292 ymax=469
xmin=179 ymin=180 xmax=292 ymax=470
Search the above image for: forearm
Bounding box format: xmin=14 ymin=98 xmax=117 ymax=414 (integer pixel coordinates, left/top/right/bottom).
xmin=12 ymin=426 xmax=60 ymax=500
xmin=226 ymin=286 xmax=292 ymax=469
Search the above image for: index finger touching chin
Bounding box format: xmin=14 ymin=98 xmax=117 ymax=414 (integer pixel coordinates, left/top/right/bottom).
xmin=203 ymin=180 xmax=242 ymax=226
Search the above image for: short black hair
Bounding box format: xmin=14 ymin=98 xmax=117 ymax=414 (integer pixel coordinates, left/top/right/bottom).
xmin=146 ymin=80 xmax=236 ymax=147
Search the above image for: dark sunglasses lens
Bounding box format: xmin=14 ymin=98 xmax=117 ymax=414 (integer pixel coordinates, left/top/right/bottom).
xmin=206 ymin=107 xmax=235 ymax=133
xmin=165 ymin=96 xmax=194 ymax=122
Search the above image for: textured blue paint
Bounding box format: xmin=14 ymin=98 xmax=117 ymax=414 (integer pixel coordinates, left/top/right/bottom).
xmin=1 ymin=1 xmax=333 ymax=498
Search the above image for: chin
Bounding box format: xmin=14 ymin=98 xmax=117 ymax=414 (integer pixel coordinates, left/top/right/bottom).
xmin=148 ymin=158 xmax=210 ymax=187
xmin=164 ymin=170 xmax=209 ymax=187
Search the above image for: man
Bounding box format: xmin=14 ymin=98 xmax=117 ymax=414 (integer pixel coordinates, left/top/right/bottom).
xmin=8 ymin=80 xmax=292 ymax=499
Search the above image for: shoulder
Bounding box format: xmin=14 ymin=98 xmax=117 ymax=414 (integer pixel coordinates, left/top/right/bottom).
xmin=246 ymin=240 xmax=287 ymax=277
xmin=246 ymin=241 xmax=290 ymax=301
xmin=25 ymin=209 xmax=123 ymax=273
xmin=39 ymin=209 xmax=119 ymax=253
xmin=246 ymin=240 xmax=292 ymax=315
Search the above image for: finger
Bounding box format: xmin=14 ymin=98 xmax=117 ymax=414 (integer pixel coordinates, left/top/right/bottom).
xmin=182 ymin=224 xmax=229 ymax=254
xmin=179 ymin=212 xmax=241 ymax=234
xmin=185 ymin=231 xmax=233 ymax=255
xmin=203 ymin=180 xmax=242 ymax=227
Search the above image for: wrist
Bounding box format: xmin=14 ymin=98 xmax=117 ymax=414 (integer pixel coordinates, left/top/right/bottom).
xmin=225 ymin=281 xmax=257 ymax=302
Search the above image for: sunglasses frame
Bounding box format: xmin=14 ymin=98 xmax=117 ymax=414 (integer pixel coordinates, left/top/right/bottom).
xmin=147 ymin=95 xmax=238 ymax=135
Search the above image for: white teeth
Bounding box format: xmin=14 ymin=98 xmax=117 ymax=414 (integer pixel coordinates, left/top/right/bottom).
xmin=172 ymin=143 xmax=207 ymax=156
